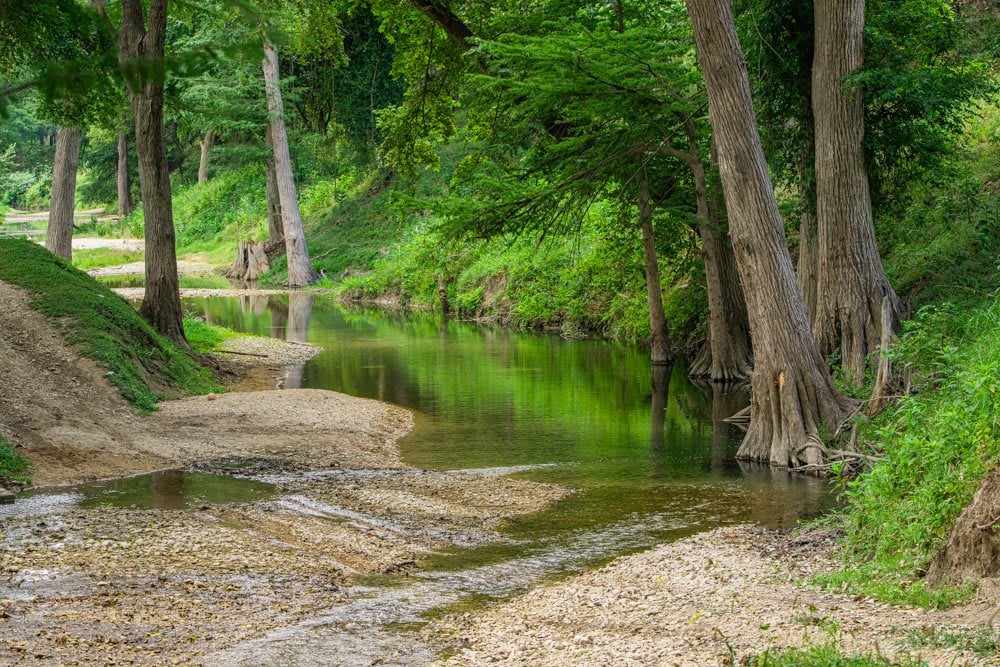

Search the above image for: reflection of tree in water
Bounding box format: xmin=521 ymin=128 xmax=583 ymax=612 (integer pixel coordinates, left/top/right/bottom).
xmin=649 ymin=363 xmax=672 ymax=451
xmin=283 ymin=292 xmax=315 ymax=389
xmin=692 ymin=380 xmax=750 ymax=470
xmin=149 ymin=469 xmax=185 ymax=510
xmin=268 ymin=296 xmax=289 ymax=339
xmin=737 ymin=460 xmax=832 ymax=529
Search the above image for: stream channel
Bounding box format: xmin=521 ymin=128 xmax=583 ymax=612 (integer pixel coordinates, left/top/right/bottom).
xmin=12 ymin=289 xmax=836 ymax=665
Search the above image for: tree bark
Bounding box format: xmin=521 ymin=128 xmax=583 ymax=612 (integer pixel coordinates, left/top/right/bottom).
xmin=45 ymin=126 xmax=82 ymax=262
xmin=263 ymin=43 xmax=318 ymax=287
xmin=796 ymin=98 xmax=819 ymax=322
xmin=812 ymin=0 xmax=899 ymax=385
xmin=639 ymin=170 xmax=672 ymax=365
xmin=117 ymin=131 xmax=133 ymax=218
xmin=407 ymin=0 xmax=474 ymax=49
xmin=264 ymin=123 xmax=284 ymax=249
xmin=197 ymin=130 xmax=215 ymax=184
xmin=120 ymin=0 xmax=188 ymax=347
xmin=686 ymin=0 xmax=855 ymax=467
xmin=690 ymin=139 xmax=752 ymax=381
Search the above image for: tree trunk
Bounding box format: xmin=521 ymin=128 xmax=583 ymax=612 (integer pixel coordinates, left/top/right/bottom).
xmin=812 ymin=0 xmax=899 ymax=385
xmin=117 ymin=131 xmax=133 ymax=218
xmin=639 ymin=170 xmax=672 ymax=365
xmin=795 ymin=94 xmax=818 ymax=322
xmin=121 ymin=0 xmax=188 ymax=347
xmin=197 ymin=130 xmax=215 ymax=184
xmin=686 ymin=0 xmax=855 ymax=467
xmin=262 ymin=43 xmax=318 ymax=287
xmin=264 ymin=123 xmax=284 ymax=250
xmin=690 ymin=139 xmax=753 ymax=381
xmin=45 ymin=126 xmax=82 ymax=262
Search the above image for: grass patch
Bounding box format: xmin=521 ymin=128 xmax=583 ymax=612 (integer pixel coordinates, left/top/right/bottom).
xmin=183 ymin=314 xmax=240 ymax=355
xmin=0 ymin=435 xmax=32 ymax=485
xmin=906 ymin=624 xmax=1000 ymax=657
xmin=72 ymin=247 xmax=144 ymax=271
xmin=0 ymin=238 xmax=220 ymax=411
xmin=821 ymin=296 xmax=1000 ymax=608
xmin=743 ymin=642 xmax=924 ymax=666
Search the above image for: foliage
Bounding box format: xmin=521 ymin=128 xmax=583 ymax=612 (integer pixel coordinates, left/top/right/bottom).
xmin=819 ymin=297 xmax=1000 ymax=608
xmin=72 ymin=248 xmax=144 ymax=272
xmin=879 ymin=105 xmax=1000 ymax=307
xmin=744 ymin=642 xmax=925 ymax=666
xmin=0 ymin=435 xmax=32 ymax=485
xmin=0 ymin=238 xmax=219 ymax=411
xmin=182 ymin=314 xmax=238 ymax=355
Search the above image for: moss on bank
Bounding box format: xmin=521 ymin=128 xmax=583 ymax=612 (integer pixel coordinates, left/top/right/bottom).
xmin=0 ymin=238 xmax=219 ymax=411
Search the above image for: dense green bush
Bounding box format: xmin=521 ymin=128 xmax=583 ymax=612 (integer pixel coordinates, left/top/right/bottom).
xmin=818 ymin=297 xmax=1000 ymax=607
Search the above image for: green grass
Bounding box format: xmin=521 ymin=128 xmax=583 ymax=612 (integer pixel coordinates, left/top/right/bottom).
xmin=183 ymin=314 xmax=240 ymax=355
xmin=744 ymin=642 xmax=925 ymax=666
xmin=0 ymin=238 xmax=220 ymax=411
xmin=818 ymin=296 xmax=1000 ymax=608
xmin=906 ymin=624 xmax=1000 ymax=657
xmin=0 ymin=435 xmax=32 ymax=485
xmin=72 ymin=247 xmax=144 ymax=271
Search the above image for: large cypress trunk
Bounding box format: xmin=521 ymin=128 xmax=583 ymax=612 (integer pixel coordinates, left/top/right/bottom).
xmin=45 ymin=126 xmax=82 ymax=262
xmin=638 ymin=171 xmax=672 ymax=365
xmin=116 ymin=131 xmax=133 ymax=218
xmin=686 ymin=0 xmax=855 ymax=467
xmin=262 ymin=43 xmax=318 ymax=287
xmin=197 ymin=130 xmax=214 ymax=184
xmin=812 ymin=0 xmax=899 ymax=385
xmin=121 ymin=0 xmax=188 ymax=347
xmin=796 ymin=104 xmax=819 ymax=322
xmin=690 ymin=141 xmax=752 ymax=381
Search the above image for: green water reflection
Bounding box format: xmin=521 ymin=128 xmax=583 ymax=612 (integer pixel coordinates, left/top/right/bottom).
xmin=27 ymin=470 xmax=276 ymax=510
xmin=184 ymin=294 xmax=834 ymax=562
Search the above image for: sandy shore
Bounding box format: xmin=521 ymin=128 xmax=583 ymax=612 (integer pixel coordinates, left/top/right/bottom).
xmin=429 ymin=526 xmax=999 ymax=666
xmin=0 ymin=278 xmax=570 ymax=665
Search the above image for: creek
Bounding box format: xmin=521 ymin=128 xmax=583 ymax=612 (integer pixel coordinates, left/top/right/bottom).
xmin=175 ymin=292 xmax=833 ymax=665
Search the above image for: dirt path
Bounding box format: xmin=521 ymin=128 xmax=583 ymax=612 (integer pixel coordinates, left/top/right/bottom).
xmin=0 ymin=278 xmax=569 ymax=665
xmin=429 ymin=526 xmax=999 ymax=666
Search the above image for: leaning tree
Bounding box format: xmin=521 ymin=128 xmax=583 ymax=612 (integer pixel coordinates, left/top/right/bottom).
xmin=685 ymin=0 xmax=855 ymax=466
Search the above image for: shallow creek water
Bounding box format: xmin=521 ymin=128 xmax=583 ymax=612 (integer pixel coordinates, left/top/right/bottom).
xmin=169 ymin=293 xmax=835 ymax=665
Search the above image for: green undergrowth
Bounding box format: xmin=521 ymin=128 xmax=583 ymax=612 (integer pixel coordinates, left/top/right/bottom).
xmin=0 ymin=435 xmax=32 ymax=485
xmin=72 ymin=247 xmax=144 ymax=271
xmin=880 ymin=105 xmax=1000 ymax=309
xmin=183 ymin=314 xmax=240 ymax=355
xmin=0 ymin=238 xmax=219 ymax=411
xmin=744 ymin=642 xmax=924 ymax=666
xmin=818 ymin=296 xmax=1000 ymax=608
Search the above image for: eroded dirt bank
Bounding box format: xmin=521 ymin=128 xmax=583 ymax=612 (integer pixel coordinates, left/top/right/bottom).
xmin=0 ymin=278 xmax=569 ymax=665
xmin=429 ymin=526 xmax=1000 ymax=666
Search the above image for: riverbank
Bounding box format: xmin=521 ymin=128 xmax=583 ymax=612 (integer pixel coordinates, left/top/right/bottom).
xmin=429 ymin=525 xmax=1000 ymax=666
xmin=0 ymin=249 xmax=572 ymax=664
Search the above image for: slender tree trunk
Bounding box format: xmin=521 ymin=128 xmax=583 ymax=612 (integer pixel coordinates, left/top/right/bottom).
xmin=264 ymin=123 xmax=284 ymax=248
xmin=686 ymin=0 xmax=855 ymax=467
xmin=121 ymin=0 xmax=188 ymax=347
xmin=690 ymin=139 xmax=753 ymax=381
xmin=796 ymin=98 xmax=819 ymax=322
xmin=197 ymin=130 xmax=215 ymax=184
xmin=117 ymin=131 xmax=133 ymax=218
xmin=812 ymin=0 xmax=899 ymax=385
xmin=639 ymin=170 xmax=672 ymax=365
xmin=262 ymin=43 xmax=318 ymax=287
xmin=45 ymin=126 xmax=82 ymax=262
